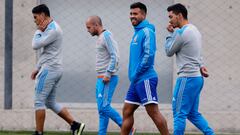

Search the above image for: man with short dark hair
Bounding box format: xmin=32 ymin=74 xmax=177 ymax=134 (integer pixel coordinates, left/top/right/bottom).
xmin=31 ymin=4 xmax=85 ymax=135
xmin=164 ymin=3 xmax=215 ymax=135
xmin=121 ymin=2 xmax=169 ymax=135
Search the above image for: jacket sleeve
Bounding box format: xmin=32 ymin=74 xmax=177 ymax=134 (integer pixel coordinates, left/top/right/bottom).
xmin=164 ymin=29 xmax=183 ymax=57
xmin=32 ymin=28 xmax=58 ymax=50
xmin=104 ymin=32 xmax=119 ymax=78
xmin=132 ymin=29 xmax=154 ymax=81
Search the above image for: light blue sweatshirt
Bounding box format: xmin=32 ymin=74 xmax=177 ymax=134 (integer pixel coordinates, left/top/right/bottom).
xmin=95 ymin=30 xmax=119 ymax=78
xmin=129 ymin=20 xmax=157 ymax=83
xmin=32 ymin=21 xmax=63 ymax=71
xmin=164 ymin=24 xmax=204 ymax=77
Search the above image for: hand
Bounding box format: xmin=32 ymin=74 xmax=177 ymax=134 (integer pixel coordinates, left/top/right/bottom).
xmin=38 ymin=19 xmax=49 ymax=31
xmin=200 ymin=67 xmax=209 ymax=78
xmin=102 ymin=76 xmax=110 ymax=84
xmin=167 ymin=23 xmax=174 ymax=33
xmin=31 ymin=70 xmax=39 ymax=80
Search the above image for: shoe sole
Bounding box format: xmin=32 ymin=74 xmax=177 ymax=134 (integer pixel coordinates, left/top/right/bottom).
xmin=78 ymin=123 xmax=85 ymax=135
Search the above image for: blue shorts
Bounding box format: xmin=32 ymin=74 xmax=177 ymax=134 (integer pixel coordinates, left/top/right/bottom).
xmin=125 ymin=77 xmax=159 ymax=106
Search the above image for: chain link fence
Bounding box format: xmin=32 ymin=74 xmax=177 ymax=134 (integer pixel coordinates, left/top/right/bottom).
xmin=0 ymin=0 xmax=240 ymax=133
xmin=41 ymin=0 xmax=173 ymax=104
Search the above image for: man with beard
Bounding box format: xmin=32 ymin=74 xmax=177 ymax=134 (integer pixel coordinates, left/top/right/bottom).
xmin=120 ymin=2 xmax=169 ymax=135
xmin=164 ymin=3 xmax=215 ymax=135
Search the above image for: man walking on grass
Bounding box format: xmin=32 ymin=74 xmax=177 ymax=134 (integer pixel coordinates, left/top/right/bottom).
xmin=31 ymin=4 xmax=85 ymax=135
xmin=121 ymin=2 xmax=169 ymax=135
xmin=164 ymin=3 xmax=215 ymax=135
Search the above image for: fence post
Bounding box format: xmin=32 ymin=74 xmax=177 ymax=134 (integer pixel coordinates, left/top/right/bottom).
xmin=4 ymin=0 xmax=13 ymax=109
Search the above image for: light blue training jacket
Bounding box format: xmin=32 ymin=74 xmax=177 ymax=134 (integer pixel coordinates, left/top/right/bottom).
xmin=32 ymin=21 xmax=63 ymax=71
xmin=164 ymin=24 xmax=204 ymax=77
xmin=128 ymin=19 xmax=157 ymax=84
xmin=95 ymin=30 xmax=120 ymax=78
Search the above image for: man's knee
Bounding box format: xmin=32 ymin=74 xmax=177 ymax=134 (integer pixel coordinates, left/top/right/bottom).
xmin=46 ymin=101 xmax=62 ymax=113
xmin=145 ymin=104 xmax=159 ymax=116
xmin=122 ymin=104 xmax=137 ymax=118
xmin=35 ymin=101 xmax=46 ymax=110
xmin=189 ymin=111 xmax=201 ymax=116
xmin=122 ymin=109 xmax=132 ymax=118
xmin=98 ymin=105 xmax=110 ymax=114
xmin=147 ymin=108 xmax=159 ymax=116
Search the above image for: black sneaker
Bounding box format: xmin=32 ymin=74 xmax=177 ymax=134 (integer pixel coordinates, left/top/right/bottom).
xmin=32 ymin=131 xmax=43 ymax=135
xmin=71 ymin=121 xmax=85 ymax=135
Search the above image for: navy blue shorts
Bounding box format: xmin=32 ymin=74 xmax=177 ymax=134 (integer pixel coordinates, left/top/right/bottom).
xmin=125 ymin=77 xmax=159 ymax=106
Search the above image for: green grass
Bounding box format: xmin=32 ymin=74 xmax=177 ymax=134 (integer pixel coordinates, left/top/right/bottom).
xmin=0 ymin=131 xmax=239 ymax=135
xmin=0 ymin=131 xmax=157 ymax=135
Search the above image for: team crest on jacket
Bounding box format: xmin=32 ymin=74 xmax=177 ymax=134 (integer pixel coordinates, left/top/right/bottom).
xmin=132 ymin=35 xmax=138 ymax=45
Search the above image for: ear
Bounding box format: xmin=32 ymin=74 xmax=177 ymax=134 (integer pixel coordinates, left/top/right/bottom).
xmin=178 ymin=13 xmax=183 ymax=19
xmin=141 ymin=11 xmax=146 ymax=16
xmin=40 ymin=12 xmax=44 ymax=16
xmin=40 ymin=12 xmax=46 ymax=19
